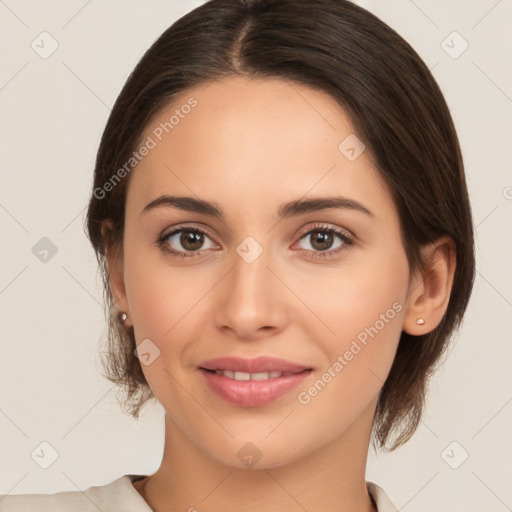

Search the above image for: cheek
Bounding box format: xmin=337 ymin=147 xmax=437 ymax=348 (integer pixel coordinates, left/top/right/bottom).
xmin=122 ymin=247 xmax=204 ymax=396
xmin=298 ymin=245 xmax=408 ymax=384
xmin=122 ymin=240 xmax=168 ymax=335
xmin=294 ymin=280 xmax=405 ymax=425
xmin=302 ymin=252 xmax=406 ymax=324
xmin=123 ymin=245 xmax=212 ymax=346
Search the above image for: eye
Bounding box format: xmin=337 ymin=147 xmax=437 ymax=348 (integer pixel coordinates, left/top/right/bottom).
xmin=157 ymin=223 xmax=354 ymax=260
xmin=157 ymin=224 xmax=218 ymax=258
xmin=293 ymin=224 xmax=354 ymax=259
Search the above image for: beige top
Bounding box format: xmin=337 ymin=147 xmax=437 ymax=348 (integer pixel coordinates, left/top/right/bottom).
xmin=0 ymin=475 xmax=399 ymax=511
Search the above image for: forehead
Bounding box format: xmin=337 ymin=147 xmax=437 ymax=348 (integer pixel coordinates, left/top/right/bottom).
xmin=127 ymin=76 xmax=394 ymax=221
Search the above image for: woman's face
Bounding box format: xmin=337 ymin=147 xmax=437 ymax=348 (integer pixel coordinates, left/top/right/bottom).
xmin=114 ymin=76 xmax=413 ymax=468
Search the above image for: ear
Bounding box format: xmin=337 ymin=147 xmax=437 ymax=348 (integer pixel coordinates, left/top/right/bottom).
xmin=403 ymin=235 xmax=456 ymax=335
xmin=101 ymin=219 xmax=132 ymax=328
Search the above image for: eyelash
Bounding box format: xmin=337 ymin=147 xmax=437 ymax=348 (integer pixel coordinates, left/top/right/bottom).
xmin=156 ymin=223 xmax=355 ymax=260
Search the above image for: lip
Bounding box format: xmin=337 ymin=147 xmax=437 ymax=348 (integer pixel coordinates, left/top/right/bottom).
xmin=199 ymin=368 xmax=312 ymax=407
xmin=199 ymin=356 xmax=312 ymax=373
xmin=198 ymin=356 xmax=313 ymax=407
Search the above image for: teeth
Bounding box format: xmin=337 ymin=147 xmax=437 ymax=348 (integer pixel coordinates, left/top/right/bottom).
xmin=213 ymin=370 xmax=291 ymax=380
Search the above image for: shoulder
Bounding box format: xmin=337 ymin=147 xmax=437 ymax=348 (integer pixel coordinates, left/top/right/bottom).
xmin=0 ymin=475 xmax=151 ymax=512
xmin=366 ymin=481 xmax=399 ymax=512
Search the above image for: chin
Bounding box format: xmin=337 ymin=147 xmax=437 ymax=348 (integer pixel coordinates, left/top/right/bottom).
xmin=202 ymin=435 xmax=308 ymax=471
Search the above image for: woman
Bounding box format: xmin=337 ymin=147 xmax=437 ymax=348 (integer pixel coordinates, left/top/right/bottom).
xmin=0 ymin=0 xmax=475 ymax=510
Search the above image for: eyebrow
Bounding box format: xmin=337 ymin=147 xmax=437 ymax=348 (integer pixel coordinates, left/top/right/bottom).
xmin=140 ymin=195 xmax=374 ymax=219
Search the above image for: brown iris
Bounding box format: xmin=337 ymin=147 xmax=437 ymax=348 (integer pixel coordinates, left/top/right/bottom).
xmin=309 ymin=230 xmax=334 ymax=251
xmin=180 ymin=230 xmax=204 ymax=251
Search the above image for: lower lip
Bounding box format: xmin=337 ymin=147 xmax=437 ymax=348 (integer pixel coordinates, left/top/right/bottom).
xmin=199 ymin=369 xmax=312 ymax=407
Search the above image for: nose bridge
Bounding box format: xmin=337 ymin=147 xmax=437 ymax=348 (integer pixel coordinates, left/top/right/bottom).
xmin=216 ymin=234 xmax=284 ymax=336
xmin=230 ymin=234 xmax=273 ymax=303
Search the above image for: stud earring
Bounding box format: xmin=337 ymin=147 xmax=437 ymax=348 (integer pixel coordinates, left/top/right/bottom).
xmin=118 ymin=312 xmax=128 ymax=323
xmin=416 ymin=318 xmax=425 ymax=325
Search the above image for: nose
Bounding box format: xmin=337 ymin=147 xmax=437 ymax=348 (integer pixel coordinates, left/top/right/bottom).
xmin=214 ymin=241 xmax=288 ymax=340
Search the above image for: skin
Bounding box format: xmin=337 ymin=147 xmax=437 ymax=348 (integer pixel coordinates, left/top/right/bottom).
xmin=103 ymin=76 xmax=456 ymax=512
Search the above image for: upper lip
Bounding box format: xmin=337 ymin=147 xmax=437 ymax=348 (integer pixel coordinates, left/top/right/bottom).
xmin=199 ymin=356 xmax=312 ymax=373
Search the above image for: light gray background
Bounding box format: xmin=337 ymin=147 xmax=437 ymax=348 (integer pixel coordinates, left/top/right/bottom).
xmin=1 ymin=1 xmax=511 ymax=510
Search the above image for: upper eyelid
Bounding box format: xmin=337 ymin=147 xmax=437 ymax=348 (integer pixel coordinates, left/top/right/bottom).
xmin=163 ymin=224 xmax=216 ymax=242
xmin=295 ymin=223 xmax=353 ymax=239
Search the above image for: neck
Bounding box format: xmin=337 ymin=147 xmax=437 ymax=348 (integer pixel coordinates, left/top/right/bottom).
xmin=137 ymin=401 xmax=378 ymax=512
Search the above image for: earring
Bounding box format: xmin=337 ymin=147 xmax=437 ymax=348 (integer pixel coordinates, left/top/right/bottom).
xmin=118 ymin=312 xmax=128 ymax=323
xmin=416 ymin=318 xmax=425 ymax=325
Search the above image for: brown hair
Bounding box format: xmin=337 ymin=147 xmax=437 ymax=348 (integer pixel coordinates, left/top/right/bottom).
xmin=85 ymin=0 xmax=475 ymax=451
